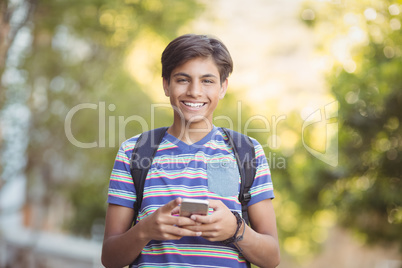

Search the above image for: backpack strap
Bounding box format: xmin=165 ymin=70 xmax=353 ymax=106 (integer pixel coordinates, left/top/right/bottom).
xmin=130 ymin=127 xmax=168 ymax=224
xmin=221 ymin=128 xmax=257 ymax=225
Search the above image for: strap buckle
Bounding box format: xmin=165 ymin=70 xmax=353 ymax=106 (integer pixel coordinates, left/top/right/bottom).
xmin=242 ymin=192 xmax=251 ymax=203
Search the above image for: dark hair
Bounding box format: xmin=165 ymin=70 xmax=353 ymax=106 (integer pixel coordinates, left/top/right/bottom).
xmin=161 ymin=34 xmax=233 ymax=84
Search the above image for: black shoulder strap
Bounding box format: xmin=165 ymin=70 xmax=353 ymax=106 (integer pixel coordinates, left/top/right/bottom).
xmin=130 ymin=127 xmax=168 ymax=224
xmin=221 ymin=128 xmax=257 ymax=225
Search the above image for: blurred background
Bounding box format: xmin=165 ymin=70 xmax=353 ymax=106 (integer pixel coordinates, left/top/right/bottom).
xmin=0 ymin=0 xmax=401 ymax=267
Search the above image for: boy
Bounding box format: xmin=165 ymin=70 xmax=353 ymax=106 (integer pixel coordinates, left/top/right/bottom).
xmin=101 ymin=34 xmax=280 ymax=268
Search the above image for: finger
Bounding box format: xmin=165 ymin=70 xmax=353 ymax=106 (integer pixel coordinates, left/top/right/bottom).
xmin=164 ymin=225 xmax=202 ymax=238
xmin=184 ymin=224 xmax=226 ymax=242
xmin=190 ymin=214 xmax=215 ymax=224
xmin=173 ymin=216 xmax=199 ymax=227
xmin=160 ymin=197 xmax=182 ymax=213
xmin=171 ymin=206 xmax=180 ymax=215
xmin=207 ymin=199 xmax=223 ymax=210
xmin=199 ymin=231 xmax=220 ymax=241
xmin=182 ymin=224 xmax=204 ymax=232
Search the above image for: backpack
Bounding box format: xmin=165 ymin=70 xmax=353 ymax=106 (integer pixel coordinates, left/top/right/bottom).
xmin=129 ymin=127 xmax=257 ymax=225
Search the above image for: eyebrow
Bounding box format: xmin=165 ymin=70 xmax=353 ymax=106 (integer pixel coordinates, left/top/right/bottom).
xmin=173 ymin=72 xmax=218 ymax=79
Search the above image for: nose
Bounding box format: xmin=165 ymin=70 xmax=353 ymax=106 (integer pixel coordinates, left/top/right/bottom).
xmin=187 ymin=81 xmax=203 ymax=98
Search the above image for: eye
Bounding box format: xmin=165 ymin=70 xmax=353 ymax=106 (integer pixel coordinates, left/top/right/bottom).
xmin=177 ymin=78 xmax=189 ymax=83
xmin=203 ymin=79 xmax=214 ymax=84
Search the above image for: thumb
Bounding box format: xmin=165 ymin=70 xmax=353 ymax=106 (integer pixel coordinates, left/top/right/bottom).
xmin=207 ymin=199 xmax=222 ymax=210
xmin=160 ymin=197 xmax=182 ymax=213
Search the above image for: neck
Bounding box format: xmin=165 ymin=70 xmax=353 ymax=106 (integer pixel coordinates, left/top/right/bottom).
xmin=168 ymin=119 xmax=213 ymax=145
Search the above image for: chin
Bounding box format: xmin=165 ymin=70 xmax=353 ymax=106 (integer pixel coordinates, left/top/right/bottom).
xmin=185 ymin=115 xmax=212 ymax=126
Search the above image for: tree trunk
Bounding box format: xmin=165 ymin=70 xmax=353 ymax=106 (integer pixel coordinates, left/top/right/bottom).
xmin=0 ymin=0 xmax=37 ymax=186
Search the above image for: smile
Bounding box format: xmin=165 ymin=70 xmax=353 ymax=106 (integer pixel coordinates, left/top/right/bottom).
xmin=182 ymin=102 xmax=206 ymax=108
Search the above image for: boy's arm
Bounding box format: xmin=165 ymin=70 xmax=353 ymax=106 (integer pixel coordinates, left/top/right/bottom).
xmin=189 ymin=199 xmax=280 ymax=268
xmin=101 ymin=204 xmax=148 ymax=268
xmin=101 ymin=198 xmax=202 ymax=268
xmin=238 ymin=198 xmax=280 ymax=268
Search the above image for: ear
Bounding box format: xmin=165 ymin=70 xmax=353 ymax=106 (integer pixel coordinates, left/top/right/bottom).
xmin=163 ymin=78 xmax=170 ymax=97
xmin=219 ymin=79 xmax=228 ymax=100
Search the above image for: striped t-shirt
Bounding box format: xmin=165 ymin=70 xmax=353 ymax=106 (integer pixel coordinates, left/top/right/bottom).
xmin=107 ymin=126 xmax=275 ymax=268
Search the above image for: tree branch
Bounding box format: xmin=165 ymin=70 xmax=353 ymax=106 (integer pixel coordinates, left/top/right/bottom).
xmin=0 ymin=0 xmax=37 ymax=187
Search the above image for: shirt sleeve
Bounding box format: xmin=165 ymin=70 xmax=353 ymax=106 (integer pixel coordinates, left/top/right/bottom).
xmin=247 ymin=138 xmax=275 ymax=206
xmin=107 ymin=136 xmax=139 ymax=208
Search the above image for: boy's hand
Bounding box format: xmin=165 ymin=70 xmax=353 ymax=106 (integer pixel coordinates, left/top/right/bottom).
xmin=184 ymin=199 xmax=238 ymax=242
xmin=139 ymin=197 xmax=202 ymax=241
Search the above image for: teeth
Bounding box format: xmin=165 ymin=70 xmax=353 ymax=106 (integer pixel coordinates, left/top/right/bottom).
xmin=184 ymin=102 xmax=205 ymax=108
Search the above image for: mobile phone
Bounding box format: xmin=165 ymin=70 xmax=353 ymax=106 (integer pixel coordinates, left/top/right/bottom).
xmin=180 ymin=198 xmax=209 ymax=217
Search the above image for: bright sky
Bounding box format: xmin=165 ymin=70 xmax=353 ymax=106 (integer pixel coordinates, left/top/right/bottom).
xmin=125 ymin=0 xmax=336 ymax=120
xmin=189 ymin=0 xmax=334 ymax=117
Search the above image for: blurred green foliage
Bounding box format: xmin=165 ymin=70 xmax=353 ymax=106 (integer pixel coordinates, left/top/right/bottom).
xmin=280 ymin=0 xmax=402 ymax=260
xmin=8 ymin=0 xmax=203 ymax=236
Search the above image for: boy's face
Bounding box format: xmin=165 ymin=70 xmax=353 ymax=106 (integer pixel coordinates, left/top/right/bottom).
xmin=163 ymin=57 xmax=228 ymax=127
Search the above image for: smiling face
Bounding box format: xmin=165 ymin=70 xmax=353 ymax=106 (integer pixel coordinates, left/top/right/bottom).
xmin=163 ymin=57 xmax=228 ymax=129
